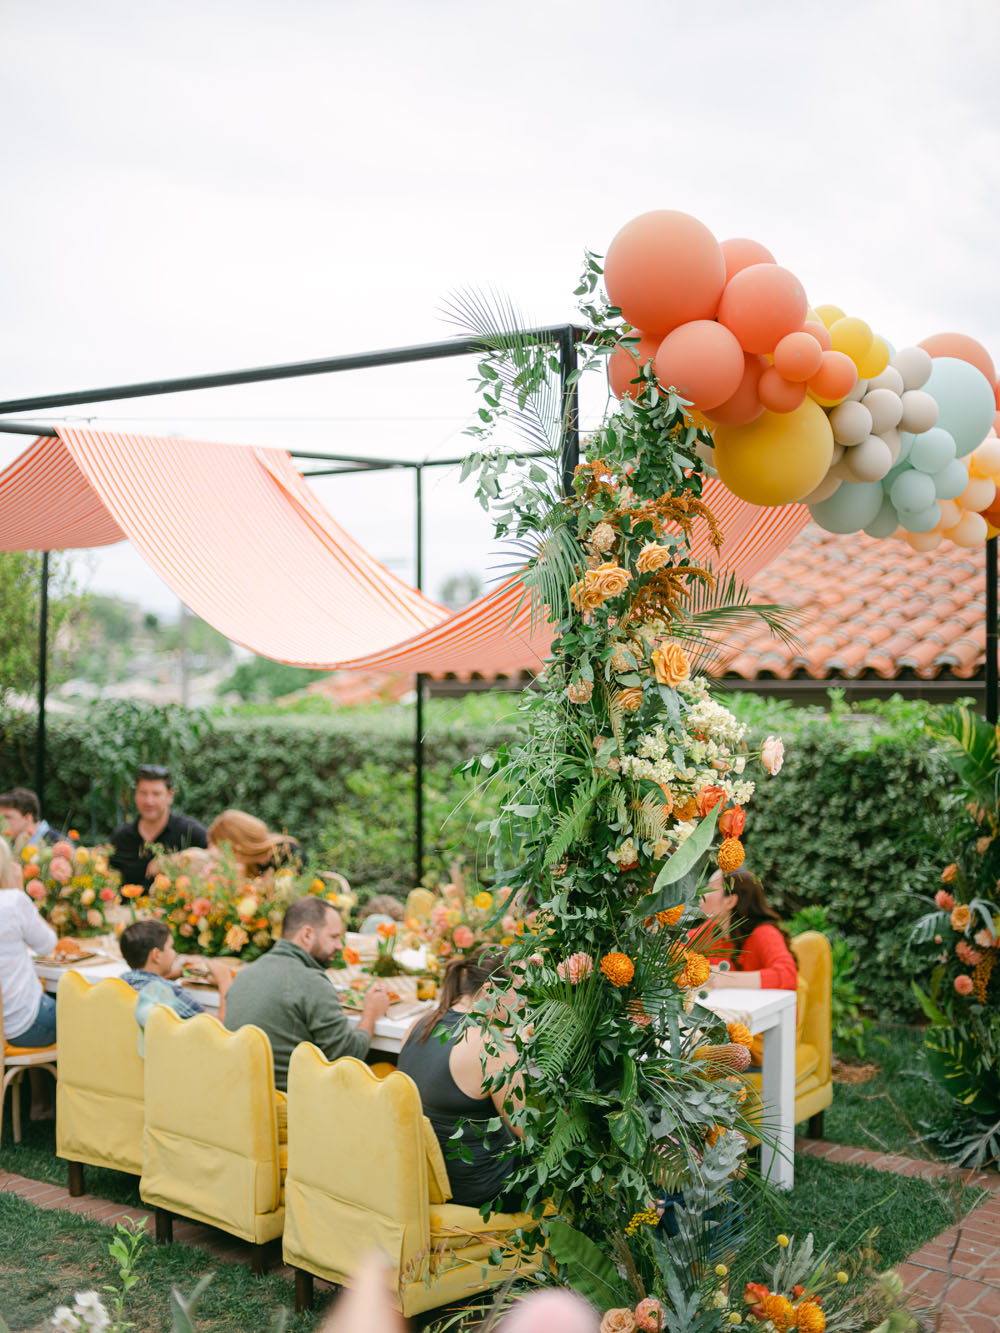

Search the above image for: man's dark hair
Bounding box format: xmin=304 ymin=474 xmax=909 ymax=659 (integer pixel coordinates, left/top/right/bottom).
xmin=120 ymin=919 xmax=172 ymax=969
xmin=0 ymin=788 xmax=41 ymax=820
xmin=282 ymin=895 xmax=337 ymax=939
xmin=135 ymin=765 xmax=173 ymax=787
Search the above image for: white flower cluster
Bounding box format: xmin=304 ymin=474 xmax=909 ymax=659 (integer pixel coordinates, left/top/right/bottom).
xmin=51 ymin=1293 xmax=110 ymax=1333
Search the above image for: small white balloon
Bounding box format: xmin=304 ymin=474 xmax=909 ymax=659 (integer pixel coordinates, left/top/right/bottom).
xmin=830 ymin=442 xmax=845 ymax=464
xmin=845 ymin=378 xmax=869 ymax=403
xmin=830 ymin=399 xmax=873 ymax=446
xmin=882 ymin=428 xmax=902 ymax=464
xmin=868 ymin=366 xmax=905 ymax=395
xmin=828 ymin=458 xmax=856 ymax=482
xmin=893 ymin=346 xmax=934 ymax=390
xmin=898 ymin=389 xmax=939 ymax=434
xmin=862 ymin=387 xmax=905 ymax=435
xmin=802 ymin=474 xmax=842 ymax=504
xmin=845 ymin=434 xmax=893 ymax=482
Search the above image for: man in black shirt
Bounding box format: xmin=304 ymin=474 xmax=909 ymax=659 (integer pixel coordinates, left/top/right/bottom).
xmin=110 ymin=765 xmax=208 ymax=891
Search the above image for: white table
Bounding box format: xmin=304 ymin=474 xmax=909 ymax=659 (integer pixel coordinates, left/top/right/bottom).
xmin=701 ymin=987 xmax=797 ymax=1190
xmin=36 ymin=958 xmax=432 ymax=1055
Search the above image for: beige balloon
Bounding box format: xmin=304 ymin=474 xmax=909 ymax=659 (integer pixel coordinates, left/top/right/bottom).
xmin=898 ymin=390 xmax=939 ymax=434
xmin=862 ymin=388 xmax=904 ymax=435
xmin=845 ymin=434 xmax=892 ymax=482
xmin=830 ymin=399 xmax=873 ymax=446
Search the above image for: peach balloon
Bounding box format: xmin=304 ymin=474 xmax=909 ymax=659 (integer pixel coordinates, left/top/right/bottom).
xmin=717 ymin=264 xmax=809 ymax=354
xmin=937 ymin=499 xmax=962 ymax=529
xmin=652 ymin=320 xmax=745 ymax=410
xmin=703 ymin=353 xmax=767 ymax=427
xmin=945 ymin=511 xmax=988 ymax=547
xmin=604 ymin=211 xmax=727 ymax=336
xmin=773 ymin=331 xmax=824 ymax=382
xmin=906 ymin=530 xmax=944 ymax=553
xmin=802 ymin=320 xmax=832 ymax=351
xmin=808 ymin=350 xmax=858 ymax=403
xmin=720 ymin=237 xmax=776 ymax=283
xmin=970 ymin=435 xmax=1000 ymax=479
xmin=713 ymin=399 xmax=834 ymax=506
xmin=958 ymin=476 xmax=996 ymax=512
xmin=608 ymin=333 xmax=661 ymax=400
xmin=919 ymin=332 xmax=996 ymax=386
xmin=757 ymin=366 xmax=807 ymax=413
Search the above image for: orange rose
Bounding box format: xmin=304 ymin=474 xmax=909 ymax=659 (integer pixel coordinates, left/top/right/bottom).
xmin=588 ymin=563 xmax=631 ymax=600
xmin=697 ymin=785 xmax=727 ymax=818
xmin=342 ymin=946 xmax=361 ymax=966
xmin=569 ymin=577 xmax=606 ymax=613
xmin=719 ymin=805 xmax=746 ymax=839
xmin=635 ymin=542 xmax=672 ymax=573
xmin=941 ymin=863 xmax=958 ymax=883
xmin=617 ymin=687 xmax=644 ymax=711
xmin=950 ymin=904 xmax=972 ymax=931
xmin=652 ymin=643 xmax=689 ymax=687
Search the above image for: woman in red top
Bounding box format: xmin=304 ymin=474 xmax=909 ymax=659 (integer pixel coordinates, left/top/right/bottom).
xmin=699 ymin=866 xmax=797 ymax=991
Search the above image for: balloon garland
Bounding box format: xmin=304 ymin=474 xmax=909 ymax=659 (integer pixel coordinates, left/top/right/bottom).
xmin=605 ymin=210 xmax=1000 ymax=551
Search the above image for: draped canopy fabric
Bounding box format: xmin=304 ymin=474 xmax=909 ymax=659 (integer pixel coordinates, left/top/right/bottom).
xmin=0 ymin=428 xmax=448 ymax=666
xmin=336 ymin=478 xmax=811 ymax=676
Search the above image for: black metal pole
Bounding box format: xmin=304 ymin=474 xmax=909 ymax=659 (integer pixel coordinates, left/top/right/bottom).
xmin=35 ymin=551 xmax=49 ymax=808
xmin=987 ymin=536 xmax=998 ymax=723
xmin=558 ymin=326 xmax=580 ymax=497
xmin=414 ymin=464 xmax=425 ymax=889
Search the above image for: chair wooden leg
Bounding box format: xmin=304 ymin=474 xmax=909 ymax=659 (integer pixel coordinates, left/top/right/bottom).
xmin=154 ymin=1208 xmax=173 ymax=1244
xmin=807 ymin=1111 xmax=825 ymax=1139
xmin=294 ymin=1268 xmax=314 ymax=1313
xmin=250 ymin=1243 xmax=269 ymax=1277
xmin=68 ymin=1161 xmax=86 ymax=1197
xmin=11 ymin=1072 xmax=23 ymax=1144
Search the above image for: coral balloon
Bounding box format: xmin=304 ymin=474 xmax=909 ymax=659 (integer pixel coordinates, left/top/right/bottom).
xmin=720 ymin=237 xmax=776 ymax=283
xmin=702 ymin=354 xmax=766 ymax=427
xmin=855 ymin=336 xmax=891 ymax=380
xmin=713 ymin=399 xmax=834 ymax=506
xmin=814 ymin=304 xmax=845 ymax=329
xmin=717 ymin=264 xmax=809 ymax=355
xmin=945 ymin=511 xmax=988 ymax=548
xmin=802 ymin=320 xmax=832 ymax=351
xmin=808 ymin=350 xmax=858 ymax=403
xmin=604 ymin=211 xmax=726 ymax=336
xmin=757 ymin=367 xmax=807 ymax=413
xmin=607 ymin=333 xmax=660 ymax=399
xmin=773 ymin=331 xmax=824 ymax=382
xmin=829 ymin=317 xmax=874 ymax=364
xmin=919 ymin=332 xmax=996 ymax=386
xmin=652 ymin=320 xmax=745 ymax=410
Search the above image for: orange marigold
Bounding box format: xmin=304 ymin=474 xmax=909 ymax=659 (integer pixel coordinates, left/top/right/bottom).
xmin=718 ymin=838 xmax=745 ymax=872
xmin=759 ymin=1293 xmax=796 ymax=1332
xmin=681 ymin=951 xmax=711 ymax=988
xmin=601 ymin=951 xmax=635 ymax=987
xmin=645 ymin=904 xmax=685 ymax=929
xmin=727 ymin=1020 xmax=754 ymax=1047
xmin=795 ymin=1302 xmax=826 ymax=1333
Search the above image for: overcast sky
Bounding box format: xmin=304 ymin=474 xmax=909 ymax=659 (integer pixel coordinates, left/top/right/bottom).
xmin=2 ymin=0 xmax=999 ymax=619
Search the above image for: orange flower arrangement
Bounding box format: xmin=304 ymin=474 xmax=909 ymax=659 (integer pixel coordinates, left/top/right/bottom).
xmin=600 ymin=951 xmax=635 ymax=987
xmin=342 ymin=946 xmax=361 ymax=966
xmin=678 ymin=951 xmax=711 ymax=989
xmin=719 ymin=805 xmax=746 ymax=840
xmin=718 ymin=838 xmax=745 ymax=872
xmin=941 ymin=862 xmax=958 ymax=882
xmin=121 ymin=884 xmax=144 ymax=899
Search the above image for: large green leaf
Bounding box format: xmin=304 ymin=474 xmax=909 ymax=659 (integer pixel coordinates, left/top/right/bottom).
xmin=925 ymin=1033 xmax=1000 ymax=1117
xmin=633 ymin=804 xmax=721 ymax=918
xmin=547 ymin=1220 xmax=629 ymax=1309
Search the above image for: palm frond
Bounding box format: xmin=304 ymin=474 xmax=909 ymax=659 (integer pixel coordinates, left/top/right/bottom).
xmin=545 ymin=774 xmax=608 ymax=867
xmin=665 ymin=569 xmax=803 ymax=677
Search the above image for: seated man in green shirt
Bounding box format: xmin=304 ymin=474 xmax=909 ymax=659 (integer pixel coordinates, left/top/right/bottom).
xmin=223 ymin=895 xmax=390 ymax=1091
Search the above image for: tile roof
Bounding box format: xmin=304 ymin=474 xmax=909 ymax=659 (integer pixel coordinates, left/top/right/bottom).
xmin=714 ymin=524 xmax=989 ymax=681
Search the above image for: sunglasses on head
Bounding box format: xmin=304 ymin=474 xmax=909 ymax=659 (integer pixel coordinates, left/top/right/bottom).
xmin=136 ymin=765 xmax=171 ymax=782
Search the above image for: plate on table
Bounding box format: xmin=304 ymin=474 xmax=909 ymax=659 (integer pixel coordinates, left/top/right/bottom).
xmin=36 ymin=949 xmax=107 ymax=967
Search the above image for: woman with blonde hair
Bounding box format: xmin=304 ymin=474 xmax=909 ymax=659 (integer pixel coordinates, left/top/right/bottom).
xmin=0 ymin=835 xmax=58 ymax=1072
xmin=207 ymin=810 xmax=299 ymax=877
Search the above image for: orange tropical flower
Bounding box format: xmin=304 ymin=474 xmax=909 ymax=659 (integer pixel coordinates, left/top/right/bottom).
xmin=376 ymin=921 xmax=397 ymax=939
xmin=121 ymin=884 xmax=144 ymax=899
xmin=646 ymin=904 xmax=685 ymax=929
xmin=727 ymin=1021 xmax=754 ymax=1047
xmin=68 ymin=829 xmax=80 ymax=840
xmin=950 ymin=904 xmax=972 ymax=931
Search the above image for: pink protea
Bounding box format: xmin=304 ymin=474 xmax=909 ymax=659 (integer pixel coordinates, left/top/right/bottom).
xmin=49 ymin=856 xmax=72 ymax=885
xmin=935 ymin=889 xmax=956 ymax=911
xmin=557 ymin=951 xmax=594 ymax=984
xmin=954 ymin=974 xmax=974 ymax=996
xmin=956 ymin=940 xmax=983 ymax=967
xmin=634 ymin=1297 xmax=665 ymax=1332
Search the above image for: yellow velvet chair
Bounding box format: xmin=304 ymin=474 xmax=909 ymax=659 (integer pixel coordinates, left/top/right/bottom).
xmin=404 ymin=888 xmax=436 ymax=922
xmin=1 ymin=981 xmax=58 ymax=1149
xmin=55 ymin=973 xmax=141 ymax=1194
xmin=745 ymin=930 xmax=833 ymax=1138
xmin=282 ymin=1049 xmax=542 ymax=1317
xmin=140 ymin=1007 xmax=284 ymax=1270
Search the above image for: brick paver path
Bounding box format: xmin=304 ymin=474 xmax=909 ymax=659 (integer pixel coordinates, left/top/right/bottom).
xmin=2 ymin=1145 xmax=998 ymax=1328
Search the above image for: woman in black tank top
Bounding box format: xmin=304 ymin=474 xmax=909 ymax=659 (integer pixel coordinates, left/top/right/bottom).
xmin=398 ymin=946 xmax=523 ymax=1210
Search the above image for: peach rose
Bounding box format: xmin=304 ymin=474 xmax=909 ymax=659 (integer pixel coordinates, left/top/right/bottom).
xmin=618 ymin=687 xmax=643 ymax=711
xmin=153 ymin=874 xmax=170 ymax=893
xmin=99 ymin=886 xmax=116 ymax=902
xmin=175 ymin=875 xmax=191 ymax=892
xmin=634 ymin=1298 xmax=664 ymax=1332
xmin=697 ymin=785 xmax=727 ymax=818
xmin=224 ymin=925 xmax=249 ymax=952
xmin=191 ymin=897 xmax=212 ymax=917
xmin=976 ymin=836 xmax=993 ymax=855
xmin=49 ymin=856 xmax=72 ymax=885
xmin=26 ymin=879 xmax=46 ymax=900
xmin=453 ymin=925 xmax=475 ymax=949
xmin=935 ymin=889 xmax=956 ymax=910
xmin=588 ymin=564 xmax=632 ymax=600
xmin=954 ymin=974 xmax=974 ymax=995
xmin=635 ymin=542 xmax=672 ymax=573
xmin=179 ymin=923 xmax=194 ymax=937
xmin=956 ymin=940 xmax=982 ymax=966
xmin=719 ymin=805 xmax=746 ymax=839
xmin=761 ymin=735 xmax=785 ymax=775
xmin=566 ymin=679 xmax=594 ymax=704
xmin=79 ymin=888 xmax=95 ymax=907
xmin=950 ymin=905 xmax=972 ymax=931
xmin=941 ymin=863 xmax=958 ymax=883
xmin=652 ymin=642 xmax=690 ymax=687
xmin=974 ymin=928 xmax=997 ymax=949
xmin=51 ymin=840 xmax=73 ymax=859
xmin=569 ymin=577 xmax=607 ymax=613
xmin=600 ymin=1310 xmax=637 ymax=1333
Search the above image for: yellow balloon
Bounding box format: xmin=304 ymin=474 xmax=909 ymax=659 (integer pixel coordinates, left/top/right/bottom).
xmin=713 ymin=399 xmax=835 ymax=507
xmin=855 ymin=335 xmax=890 ymax=380
xmin=813 ymin=303 xmax=845 ymax=329
xmin=829 ymin=316 xmax=874 ymax=365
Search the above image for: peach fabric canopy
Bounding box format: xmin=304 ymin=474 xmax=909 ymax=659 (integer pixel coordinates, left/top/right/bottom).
xmin=337 ymin=478 xmax=811 ymax=676
xmin=0 ymin=428 xmax=448 ymax=666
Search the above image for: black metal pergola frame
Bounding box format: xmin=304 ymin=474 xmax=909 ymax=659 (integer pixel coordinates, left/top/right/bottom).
xmin=0 ymin=326 xmax=586 ymax=886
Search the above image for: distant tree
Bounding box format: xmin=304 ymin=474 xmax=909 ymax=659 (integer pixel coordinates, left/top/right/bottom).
xmin=220 ymin=656 xmax=322 ymax=702
xmin=0 ymin=552 xmax=86 ymax=699
xmin=438 ymin=571 xmax=482 ymax=609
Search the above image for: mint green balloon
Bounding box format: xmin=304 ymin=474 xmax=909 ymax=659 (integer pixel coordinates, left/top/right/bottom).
xmin=809 ymin=480 xmax=885 ymax=534
xmin=908 ymin=427 xmax=956 ymax=474
xmin=925 ymin=357 xmax=995 ymax=457
xmin=901 ymin=501 xmax=941 ymax=534
xmin=889 ymin=468 xmax=935 ymax=514
xmin=933 ymin=459 xmax=968 ymax=500
xmin=864 ymin=495 xmax=901 ymax=538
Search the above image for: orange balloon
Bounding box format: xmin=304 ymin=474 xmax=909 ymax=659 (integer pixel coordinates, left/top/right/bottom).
xmin=652 ymin=320 xmax=745 ymax=411
xmin=802 ymin=320 xmax=832 ymax=351
xmin=757 ymin=366 xmax=807 ymax=413
xmin=720 ymin=237 xmax=776 ymax=284
xmin=808 ymin=350 xmax=858 ymax=403
xmin=773 ymin=331 xmax=824 ymax=383
xmin=717 ymin=264 xmax=809 ymax=354
xmin=608 ymin=333 xmax=661 ymax=400
xmin=703 ymin=353 xmax=767 ymax=427
xmin=980 ymin=492 xmax=1000 ymax=530
xmin=918 ymin=332 xmax=996 ymax=386
xmin=604 ymin=211 xmax=726 ymax=337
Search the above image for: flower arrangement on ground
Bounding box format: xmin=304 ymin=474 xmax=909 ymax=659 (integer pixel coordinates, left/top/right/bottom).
xmin=21 ymin=836 xmax=120 ymax=937
xmin=911 ymin=705 xmax=1000 ymax=1165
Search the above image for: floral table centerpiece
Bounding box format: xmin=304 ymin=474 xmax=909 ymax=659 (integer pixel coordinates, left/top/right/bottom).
xmin=413 ymin=882 xmax=526 ymax=964
xmin=22 ymin=835 xmax=121 ymax=937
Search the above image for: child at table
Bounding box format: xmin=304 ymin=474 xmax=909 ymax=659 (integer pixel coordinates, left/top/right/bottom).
xmin=120 ymin=920 xmax=233 ymax=1023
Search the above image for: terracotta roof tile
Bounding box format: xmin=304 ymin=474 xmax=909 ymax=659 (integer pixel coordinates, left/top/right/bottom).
xmin=717 ymin=524 xmax=993 ymax=684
